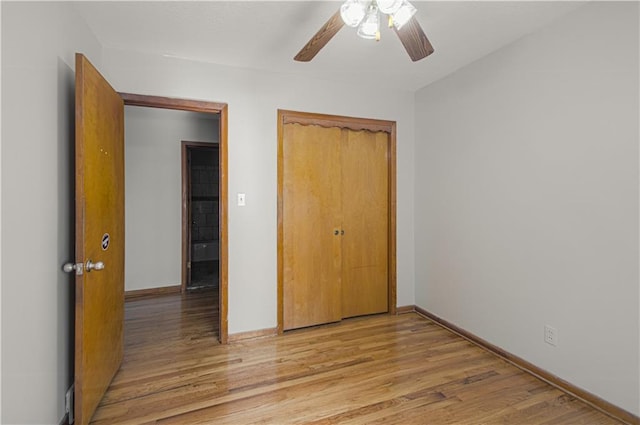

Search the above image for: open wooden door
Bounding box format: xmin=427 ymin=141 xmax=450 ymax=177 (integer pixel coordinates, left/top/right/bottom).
xmin=74 ymin=53 xmax=125 ymax=425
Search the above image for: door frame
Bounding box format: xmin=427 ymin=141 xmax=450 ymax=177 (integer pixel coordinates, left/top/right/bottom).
xmin=181 ymin=141 xmax=219 ymax=292
xmin=120 ymin=93 xmax=229 ymax=344
xmin=276 ymin=109 xmax=397 ymax=334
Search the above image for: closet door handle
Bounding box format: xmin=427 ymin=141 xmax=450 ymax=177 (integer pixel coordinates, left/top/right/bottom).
xmin=334 ymin=230 xmax=339 ymax=235
xmin=341 ymin=230 xmax=345 ymax=235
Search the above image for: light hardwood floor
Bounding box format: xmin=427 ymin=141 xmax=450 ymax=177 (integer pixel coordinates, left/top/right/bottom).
xmin=91 ymin=290 xmax=623 ymax=424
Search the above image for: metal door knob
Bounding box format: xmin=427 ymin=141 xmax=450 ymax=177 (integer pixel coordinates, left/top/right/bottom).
xmin=86 ymin=260 xmax=105 ymax=272
xmin=63 ymin=263 xmax=78 ymax=273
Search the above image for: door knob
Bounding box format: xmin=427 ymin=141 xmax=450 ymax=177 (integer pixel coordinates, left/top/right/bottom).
xmin=62 ymin=262 xmax=83 ymax=275
xmin=86 ymin=260 xmax=105 ymax=272
xmin=334 ymin=230 xmax=339 ymax=235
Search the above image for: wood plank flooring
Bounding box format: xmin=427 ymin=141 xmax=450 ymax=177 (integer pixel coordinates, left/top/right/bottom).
xmin=92 ymin=290 xmax=623 ymax=424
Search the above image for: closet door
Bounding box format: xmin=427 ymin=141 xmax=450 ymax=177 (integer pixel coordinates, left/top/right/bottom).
xmin=282 ymin=123 xmax=343 ymax=330
xmin=341 ymin=130 xmax=389 ymax=318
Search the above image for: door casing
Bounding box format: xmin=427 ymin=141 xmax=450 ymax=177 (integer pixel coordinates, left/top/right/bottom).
xmin=120 ymin=93 xmax=229 ymax=344
xmin=276 ymin=109 xmax=397 ymax=333
xmin=181 ymin=141 xmax=220 ymax=292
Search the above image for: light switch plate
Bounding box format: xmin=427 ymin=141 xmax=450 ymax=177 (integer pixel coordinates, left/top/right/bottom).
xmin=237 ymin=193 xmax=246 ymax=206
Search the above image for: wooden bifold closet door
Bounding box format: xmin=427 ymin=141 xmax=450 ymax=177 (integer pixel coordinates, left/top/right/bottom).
xmin=282 ymin=120 xmax=390 ymax=331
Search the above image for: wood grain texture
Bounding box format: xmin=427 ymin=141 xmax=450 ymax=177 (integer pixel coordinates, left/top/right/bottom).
xmin=121 ymin=94 xmax=228 ymax=344
xmin=387 ymin=122 xmax=397 ymax=315
xmin=281 ymin=109 xmax=395 ymax=134
xmin=393 ymin=16 xmax=435 ymax=62
xmin=228 ymin=327 xmax=278 ymax=342
xmin=277 ymin=110 xmax=285 ymax=334
xmin=341 ymin=129 xmax=389 ymax=318
xmin=294 ymin=10 xmax=345 ymax=62
xmin=125 ymin=285 xmax=182 ymax=300
xmin=75 ymin=53 xmax=125 ymax=425
xmin=414 ymin=306 xmax=639 ymax=425
xmin=119 ymin=93 xmax=227 ymax=113
xmin=91 ymin=293 xmax=625 ymax=424
xmin=282 ymin=123 xmax=343 ymax=330
xmin=181 ymin=141 xmax=190 ymax=291
xmin=218 ymin=104 xmax=229 ymax=344
xmin=278 ymin=110 xmax=398 ymax=330
xmin=395 ymin=305 xmax=415 ymax=314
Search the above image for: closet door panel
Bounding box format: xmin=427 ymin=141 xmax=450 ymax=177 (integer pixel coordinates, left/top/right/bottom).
xmin=283 ymin=123 xmax=343 ymax=330
xmin=341 ymin=130 xmax=389 ymax=318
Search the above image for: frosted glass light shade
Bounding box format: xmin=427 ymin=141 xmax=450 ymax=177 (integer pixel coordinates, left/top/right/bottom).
xmin=377 ymin=0 xmax=403 ymax=14
xmin=357 ymin=4 xmax=380 ymax=40
xmin=340 ymin=0 xmax=368 ymax=27
xmin=392 ymin=1 xmax=417 ymax=29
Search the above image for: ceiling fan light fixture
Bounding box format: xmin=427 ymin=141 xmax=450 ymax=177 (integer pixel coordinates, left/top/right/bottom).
xmin=294 ymin=0 xmax=433 ymax=62
xmin=392 ymin=0 xmax=417 ymax=30
xmin=377 ymin=0 xmax=403 ymax=15
xmin=357 ymin=3 xmax=380 ymax=40
xmin=340 ymin=0 xmax=369 ymax=28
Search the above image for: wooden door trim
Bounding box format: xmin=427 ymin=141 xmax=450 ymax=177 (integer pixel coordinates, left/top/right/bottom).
xmin=181 ymin=141 xmax=219 ymax=294
xmin=120 ymin=93 xmax=229 ymax=344
xmin=388 ymin=123 xmax=397 ymax=318
xmin=279 ymin=109 xmax=395 ymax=133
xmin=119 ymin=93 xmax=227 ymax=114
xmin=277 ymin=109 xmax=397 ymax=334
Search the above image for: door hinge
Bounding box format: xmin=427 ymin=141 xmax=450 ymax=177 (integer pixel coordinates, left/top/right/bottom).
xmin=187 ymin=261 xmax=191 ymax=269
xmin=65 ymin=384 xmax=75 ymax=424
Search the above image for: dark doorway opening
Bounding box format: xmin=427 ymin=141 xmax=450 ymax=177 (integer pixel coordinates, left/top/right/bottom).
xmin=184 ymin=143 xmax=220 ymax=291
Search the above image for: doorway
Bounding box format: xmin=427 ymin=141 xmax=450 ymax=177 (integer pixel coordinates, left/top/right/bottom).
xmin=120 ymin=92 xmax=229 ymax=344
xmin=183 ymin=143 xmax=220 ymax=291
xmin=73 ymin=54 xmax=229 ymax=425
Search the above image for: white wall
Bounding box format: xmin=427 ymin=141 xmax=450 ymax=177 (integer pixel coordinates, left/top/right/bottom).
xmin=0 ymin=3 xmax=416 ymax=419
xmin=125 ymin=106 xmax=218 ymax=291
xmin=1 ymin=2 xmax=103 ymax=423
xmin=101 ymin=49 xmax=417 ymax=335
xmin=5 ymin=0 xmax=636 ymax=421
xmin=415 ymin=1 xmax=639 ymax=415
xmin=0 ymin=2 xmax=3 ymax=418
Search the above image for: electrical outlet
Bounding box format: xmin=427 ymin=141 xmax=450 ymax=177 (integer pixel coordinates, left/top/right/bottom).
xmin=544 ymin=325 xmax=558 ymax=346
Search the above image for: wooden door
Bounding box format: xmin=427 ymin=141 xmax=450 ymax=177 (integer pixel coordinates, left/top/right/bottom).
xmin=74 ymin=53 xmax=125 ymax=425
xmin=281 ymin=119 xmax=391 ymax=329
xmin=183 ymin=145 xmax=194 ymax=289
xmin=341 ymin=129 xmax=389 ymax=318
xmin=282 ymin=123 xmax=343 ymax=330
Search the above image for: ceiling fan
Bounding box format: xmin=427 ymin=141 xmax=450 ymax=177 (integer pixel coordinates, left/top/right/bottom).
xmin=294 ymin=0 xmax=434 ymax=62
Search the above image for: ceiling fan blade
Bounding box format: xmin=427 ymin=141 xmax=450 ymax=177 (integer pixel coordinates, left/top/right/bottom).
xmin=393 ymin=17 xmax=434 ymax=62
xmin=294 ymin=10 xmax=345 ymax=62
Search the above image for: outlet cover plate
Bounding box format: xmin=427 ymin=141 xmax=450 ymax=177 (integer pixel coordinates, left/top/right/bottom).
xmin=544 ymin=325 xmax=558 ymax=346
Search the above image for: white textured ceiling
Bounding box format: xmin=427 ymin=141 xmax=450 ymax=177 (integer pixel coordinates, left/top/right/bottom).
xmin=74 ymin=1 xmax=587 ymax=91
